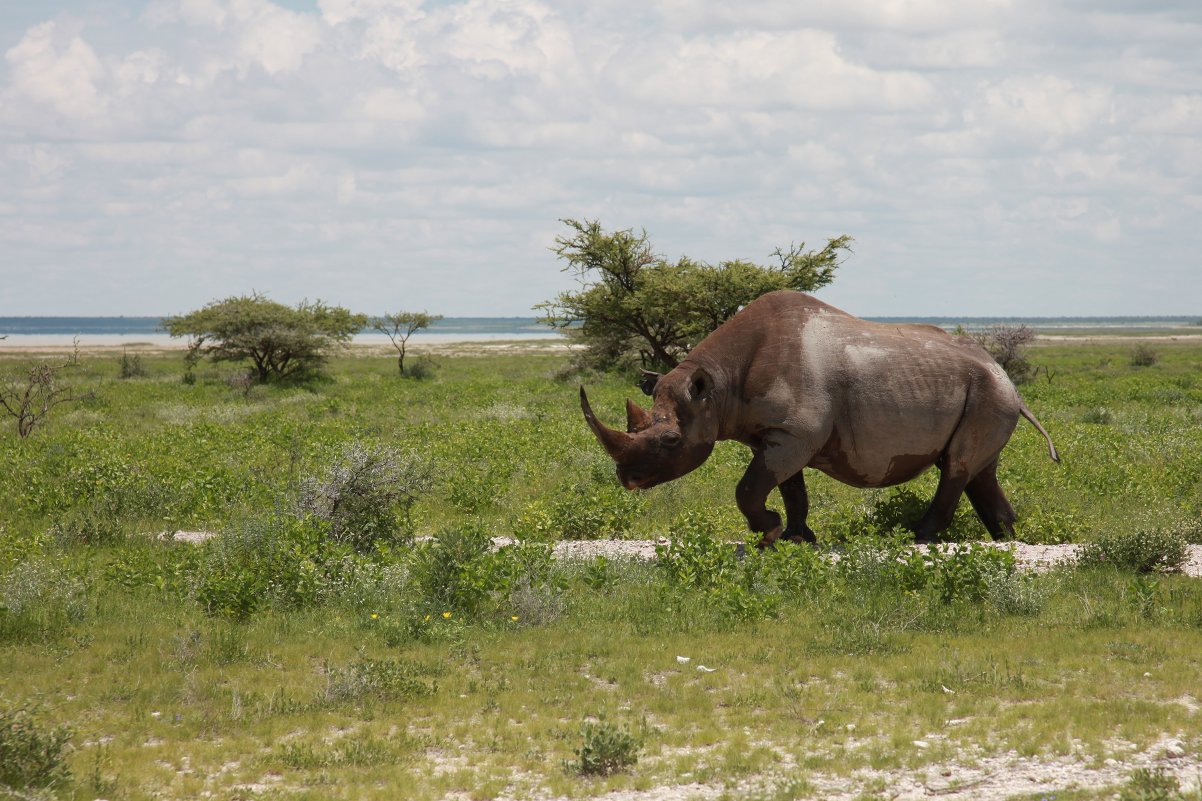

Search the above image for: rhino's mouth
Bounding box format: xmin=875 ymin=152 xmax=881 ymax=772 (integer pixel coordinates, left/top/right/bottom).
xmin=619 ymin=469 xmax=661 ymax=490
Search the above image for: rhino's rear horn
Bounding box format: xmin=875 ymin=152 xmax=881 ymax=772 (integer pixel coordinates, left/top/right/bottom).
xmin=626 ymin=399 xmax=652 ymax=433
xmin=580 ymin=387 xmax=633 ymax=460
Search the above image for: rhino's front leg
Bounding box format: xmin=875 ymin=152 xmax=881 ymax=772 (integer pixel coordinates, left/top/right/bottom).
xmin=736 ymin=451 xmax=784 ymax=548
xmin=777 ymin=470 xmax=817 ymax=544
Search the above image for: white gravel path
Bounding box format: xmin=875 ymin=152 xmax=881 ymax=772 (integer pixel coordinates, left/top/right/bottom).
xmin=166 ymin=531 xmax=1202 ymax=576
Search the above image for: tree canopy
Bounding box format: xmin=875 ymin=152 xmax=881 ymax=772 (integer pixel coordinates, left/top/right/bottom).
xmin=535 ymin=219 xmax=852 ymax=372
xmin=163 ymin=294 xmax=366 ymax=382
xmin=371 ymin=311 xmax=443 ymax=376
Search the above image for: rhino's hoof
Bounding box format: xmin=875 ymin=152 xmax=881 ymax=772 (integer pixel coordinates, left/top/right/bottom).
xmin=755 ymin=527 xmax=784 ymax=550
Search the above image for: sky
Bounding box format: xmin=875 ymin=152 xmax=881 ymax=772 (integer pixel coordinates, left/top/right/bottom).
xmin=1 ymin=0 xmax=1200 ymax=318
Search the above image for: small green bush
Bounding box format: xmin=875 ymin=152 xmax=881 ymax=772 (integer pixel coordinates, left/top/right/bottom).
xmin=905 ymin=543 xmax=1018 ymax=605
xmin=118 ymin=349 xmax=148 ymax=379
xmin=408 ymin=525 xmax=500 ymax=618
xmin=569 ymin=718 xmax=642 ymax=776
xmin=0 ymin=705 xmax=73 ymax=790
xmin=1130 ymin=345 xmax=1160 ymax=368
xmin=513 ymin=483 xmax=642 ymax=540
xmin=278 ymin=734 xmax=405 ymax=769
xmin=321 ymin=658 xmax=437 ymax=704
xmin=1018 ymin=505 xmax=1088 ymax=545
xmin=1077 ymin=525 xmax=1189 ymax=574
xmin=983 ymin=569 xmax=1052 ymax=616
xmin=0 ymin=557 xmax=89 ymax=641
xmin=1080 ymin=406 xmax=1114 ymax=425
xmin=1120 ymin=766 xmax=1182 ymax=801
xmin=404 ymin=355 xmax=437 ymax=380
xmin=298 ymin=441 xmax=433 ymax=552
xmin=192 ymin=514 xmax=335 ymax=619
xmin=406 ymin=526 xmax=563 ymax=621
xmin=656 ymin=510 xmax=741 ymax=590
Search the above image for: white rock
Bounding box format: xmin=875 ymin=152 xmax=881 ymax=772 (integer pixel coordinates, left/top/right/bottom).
xmin=1163 ymin=739 xmax=1187 ymax=759
xmin=676 ymin=656 xmax=691 ymax=664
xmin=696 ymin=665 xmax=716 ymax=673
xmin=913 ymin=740 xmax=929 ymax=748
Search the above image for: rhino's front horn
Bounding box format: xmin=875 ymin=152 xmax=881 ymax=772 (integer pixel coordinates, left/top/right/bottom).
xmin=580 ymin=387 xmax=633 ymax=460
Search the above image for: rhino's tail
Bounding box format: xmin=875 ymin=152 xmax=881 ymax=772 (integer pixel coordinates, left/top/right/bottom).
xmin=1020 ymin=404 xmax=1060 ymax=463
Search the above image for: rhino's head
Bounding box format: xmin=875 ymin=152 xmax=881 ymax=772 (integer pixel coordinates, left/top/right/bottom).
xmin=580 ymin=366 xmax=718 ymax=490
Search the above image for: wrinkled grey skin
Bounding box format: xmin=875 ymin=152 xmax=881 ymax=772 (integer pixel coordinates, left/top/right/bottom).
xmin=581 ymin=291 xmax=1059 ymax=546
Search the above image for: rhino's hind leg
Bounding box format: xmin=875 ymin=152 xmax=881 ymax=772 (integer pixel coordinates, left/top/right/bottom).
xmin=911 ymin=458 xmax=972 ymax=543
xmin=964 ymin=460 xmax=1017 ymax=539
xmin=777 ymin=470 xmax=817 ymax=544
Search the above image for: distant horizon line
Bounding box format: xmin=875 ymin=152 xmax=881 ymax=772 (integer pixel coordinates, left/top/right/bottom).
xmin=1 ymin=314 xmax=1199 ymax=321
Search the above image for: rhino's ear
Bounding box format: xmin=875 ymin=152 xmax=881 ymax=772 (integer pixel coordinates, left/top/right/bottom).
xmin=637 ymin=370 xmax=661 ymax=397
xmin=688 ymin=367 xmax=713 ymax=402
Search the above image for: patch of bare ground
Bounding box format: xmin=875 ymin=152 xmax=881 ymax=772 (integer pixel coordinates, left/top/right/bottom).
xmin=157 ymin=534 xmax=1202 ymax=577
xmin=489 ymin=739 xmax=1200 ymax=801
xmin=1033 ymin=333 xmax=1202 ymax=345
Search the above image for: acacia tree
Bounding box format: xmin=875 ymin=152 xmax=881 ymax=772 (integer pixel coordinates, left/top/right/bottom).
xmin=371 ymin=311 xmax=442 ymax=376
xmin=0 ymin=341 xmax=84 ymax=438
xmin=974 ymin=324 xmax=1037 ymax=384
xmin=163 ymin=294 xmax=366 ymax=382
xmin=535 ymin=219 xmax=852 ymax=372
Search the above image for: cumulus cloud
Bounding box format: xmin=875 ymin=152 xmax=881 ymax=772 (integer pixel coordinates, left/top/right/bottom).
xmin=5 ymin=20 xmax=106 ymax=118
xmin=0 ymin=0 xmax=1199 ymax=316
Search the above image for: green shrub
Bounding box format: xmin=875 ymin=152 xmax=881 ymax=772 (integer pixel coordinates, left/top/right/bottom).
xmin=404 ymin=355 xmax=437 ymax=380
xmin=1080 ymin=406 xmax=1114 ymax=425
xmin=106 ymin=542 xmax=202 ymax=596
xmin=406 ymin=526 xmax=563 ymax=621
xmin=1017 ymin=505 xmax=1088 ymax=545
xmin=0 ymin=705 xmax=73 ymax=790
xmin=321 ymin=658 xmax=437 ymax=704
xmin=867 ymin=487 xmax=978 ymax=541
xmin=513 ymin=483 xmax=642 ymax=540
xmin=277 ymin=733 xmax=406 ymax=769
xmin=983 ymin=569 xmax=1052 ymax=616
xmin=832 ymin=533 xmax=1017 ymax=606
xmin=654 ymin=511 xmax=784 ymax=623
xmin=1077 ymin=525 xmax=1189 ymax=574
xmin=118 ymin=349 xmax=148 ymax=379
xmin=48 ymin=498 xmax=129 ymax=546
xmin=904 ymin=543 xmax=1018 ymax=605
xmin=655 ymin=510 xmax=741 ymax=590
xmin=568 ymin=718 xmax=642 ymax=776
xmin=0 ymin=557 xmax=89 ymax=641
xmin=408 ymin=525 xmax=501 ymax=618
xmin=1120 ymin=766 xmax=1182 ymax=801
xmin=297 ymin=442 xmax=433 ymax=552
xmin=191 ymin=514 xmax=337 ymax=619
xmin=1130 ymin=345 xmax=1160 ymax=368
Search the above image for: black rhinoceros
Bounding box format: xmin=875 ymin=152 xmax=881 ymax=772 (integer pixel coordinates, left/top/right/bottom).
xmin=580 ymin=290 xmax=1058 ymax=546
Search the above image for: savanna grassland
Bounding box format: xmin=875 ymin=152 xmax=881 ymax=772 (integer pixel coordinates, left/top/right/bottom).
xmin=2 ymin=339 xmax=1202 ymax=801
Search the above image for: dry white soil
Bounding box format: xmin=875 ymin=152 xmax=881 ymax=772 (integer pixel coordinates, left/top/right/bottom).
xmin=166 ymin=532 xmax=1202 ymax=799
xmin=167 ymin=533 xmax=1202 ymax=578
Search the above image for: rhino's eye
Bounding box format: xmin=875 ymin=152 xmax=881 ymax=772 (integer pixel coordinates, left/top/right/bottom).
xmin=661 ymin=431 xmax=682 ymax=447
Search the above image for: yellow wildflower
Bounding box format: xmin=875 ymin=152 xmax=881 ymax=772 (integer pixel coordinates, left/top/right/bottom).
xmin=442 ymin=611 xmax=452 ymax=619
